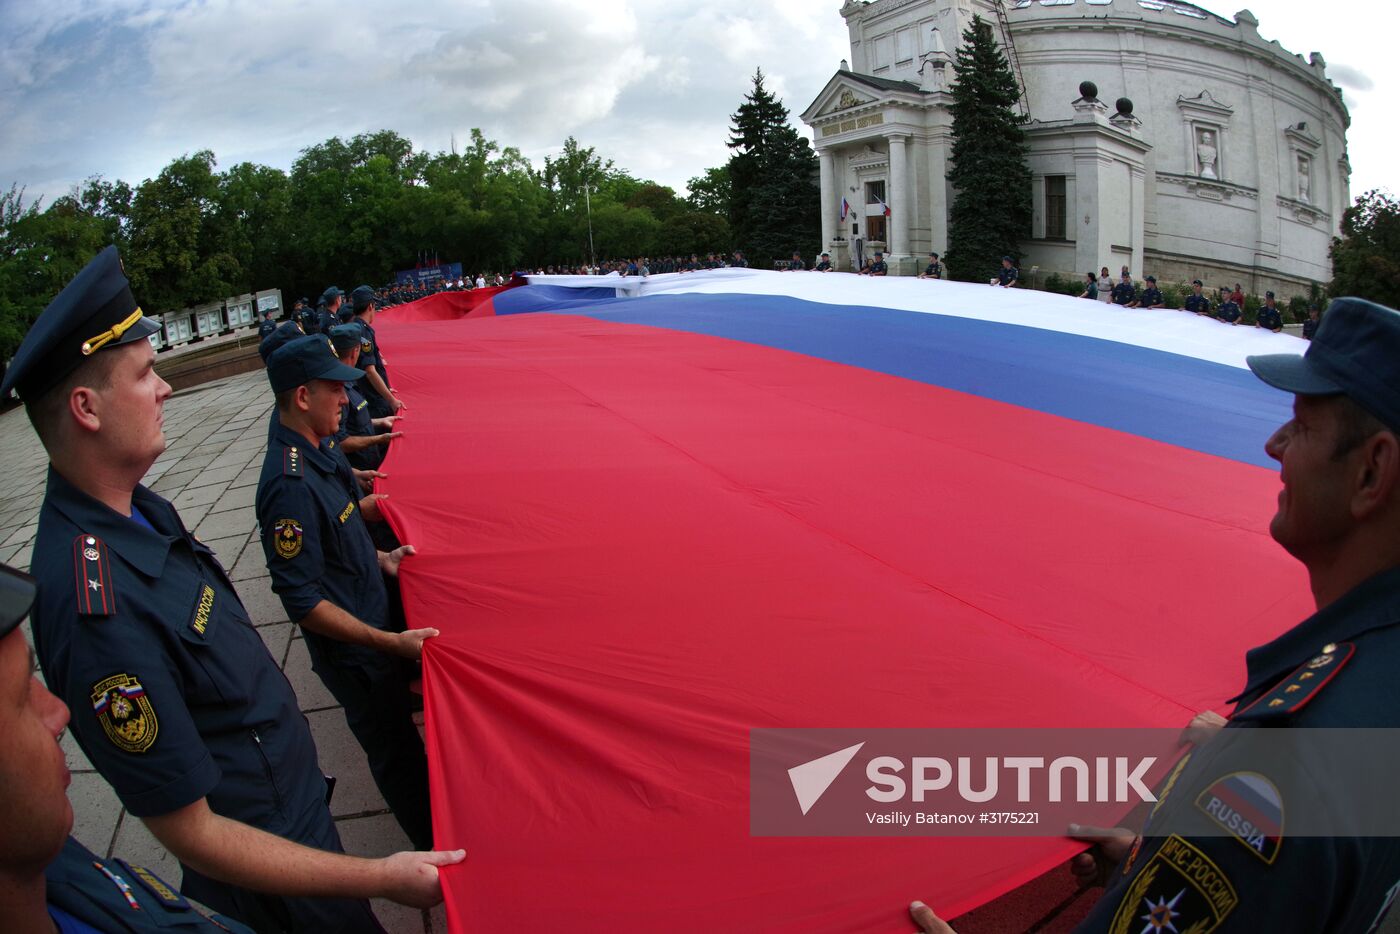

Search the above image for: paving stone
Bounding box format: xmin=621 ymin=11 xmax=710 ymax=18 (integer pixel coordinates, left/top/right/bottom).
xmin=208 ymin=483 xmax=258 ymax=515
xmin=283 ymin=638 xmax=338 ymax=710
xmin=306 ymin=709 xmax=387 ymax=817
xmin=196 ymin=508 xmax=256 ymax=543
xmin=2 ymin=523 xmax=37 ymax=547
xmin=186 ymin=462 xmax=245 ymax=490
xmin=176 ymin=502 xmax=212 ymax=531
xmin=234 ymin=577 xmax=288 ymax=627
xmin=172 ymin=482 xmax=227 ymax=510
xmin=149 ymin=469 xmax=199 ymax=495
xmin=109 ymin=809 xmax=181 ymax=877
xmin=201 ymin=534 xmax=247 ymax=567
xmin=68 ymin=773 xmax=123 ymax=857
xmin=0 ymin=544 xmax=20 ymax=566
xmin=228 ymin=469 xmax=262 ymax=490
xmin=229 ymin=547 xmax=269 ymax=582
xmin=257 ymin=621 xmax=295 ymax=663
xmin=171 ymin=451 xmax=219 ymax=473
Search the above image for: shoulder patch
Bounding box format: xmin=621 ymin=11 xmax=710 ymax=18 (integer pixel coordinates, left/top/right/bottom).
xmin=1195 ymin=771 xmax=1284 ymax=864
xmin=1108 ymin=835 xmax=1237 ymax=934
xmin=283 ymin=445 xmax=303 ymax=477
xmin=116 ymin=859 xmax=190 ymax=909
xmin=90 ymin=673 xmax=158 ymax=753
xmin=72 ymin=535 xmax=115 ymax=616
xmin=1235 ymin=642 xmax=1355 ymax=721
xmin=273 ymin=518 xmax=303 ymax=559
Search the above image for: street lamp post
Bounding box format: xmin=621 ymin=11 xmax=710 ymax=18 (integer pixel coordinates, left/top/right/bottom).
xmin=584 ymin=182 xmax=596 ymax=271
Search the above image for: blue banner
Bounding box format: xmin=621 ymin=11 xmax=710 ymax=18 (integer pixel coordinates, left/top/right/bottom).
xmin=394 ymin=262 xmax=462 ymax=286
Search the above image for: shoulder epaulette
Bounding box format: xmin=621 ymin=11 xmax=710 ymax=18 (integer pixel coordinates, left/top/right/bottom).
xmin=1235 ymin=642 xmax=1355 ymax=721
xmin=283 ymin=445 xmax=304 ymax=477
xmin=72 ymin=534 xmax=115 ymax=616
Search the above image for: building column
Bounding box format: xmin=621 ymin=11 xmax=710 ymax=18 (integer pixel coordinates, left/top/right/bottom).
xmin=818 ymin=147 xmax=836 ymax=251
xmin=888 ymin=134 xmax=910 ymax=257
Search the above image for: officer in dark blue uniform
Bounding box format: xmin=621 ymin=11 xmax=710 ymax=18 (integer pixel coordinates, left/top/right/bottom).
xmin=1303 ymin=304 xmax=1321 ymax=340
xmin=314 ymin=288 xmax=342 ymax=335
xmin=1184 ymin=279 xmax=1211 ymax=315
xmin=918 ymin=252 xmax=944 ymax=280
xmin=1257 ymin=291 xmax=1284 ymax=332
xmin=865 ymin=251 xmax=889 ymax=276
xmin=814 ymin=252 xmax=833 ymax=272
xmin=256 ymin=335 xmax=435 ymax=851
xmin=347 ymin=285 xmax=403 ymax=420
xmin=787 ymin=252 xmax=806 ymax=271
xmin=0 ymin=562 xmax=256 ymax=932
xmin=911 ymin=297 xmax=1400 ymax=934
xmin=330 ymin=324 xmax=400 ymax=472
xmin=1216 ymin=287 xmax=1243 ymax=324
xmin=1 ymin=247 xmax=460 ymax=934
xmin=295 ymin=298 xmax=318 ymax=337
xmin=1132 ymin=275 xmax=1164 ymax=309
xmin=992 ymin=256 xmax=1018 ymax=287
xmin=257 ymin=307 xmax=278 ymax=341
xmin=1110 ymin=273 xmax=1136 ymax=306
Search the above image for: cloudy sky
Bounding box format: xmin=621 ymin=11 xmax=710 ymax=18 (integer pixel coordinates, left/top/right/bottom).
xmin=0 ymin=0 xmax=1392 ymax=206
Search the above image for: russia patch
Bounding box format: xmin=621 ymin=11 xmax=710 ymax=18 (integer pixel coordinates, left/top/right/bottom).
xmin=1195 ymin=771 xmax=1284 ymax=864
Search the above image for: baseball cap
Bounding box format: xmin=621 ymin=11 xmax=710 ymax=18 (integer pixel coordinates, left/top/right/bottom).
xmin=266 ymin=335 xmax=365 ymax=394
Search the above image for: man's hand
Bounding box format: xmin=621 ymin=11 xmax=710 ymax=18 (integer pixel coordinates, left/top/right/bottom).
xmin=354 ymin=468 xmax=387 ymax=493
xmin=376 ymin=430 xmax=404 ymax=447
xmin=372 ymin=415 xmax=401 ymax=431
xmin=390 ymin=626 xmax=440 ymax=660
xmin=375 ymin=849 xmax=465 ymax=908
xmin=390 ymin=390 xmax=406 ymax=413
xmin=909 ymin=900 xmax=957 ymax=933
xmin=1067 ymin=824 xmax=1138 ymax=889
xmin=360 ymin=493 xmax=388 ymax=524
xmin=1180 ymin=710 xmax=1227 ymax=747
xmin=379 ymin=544 xmax=415 ymax=576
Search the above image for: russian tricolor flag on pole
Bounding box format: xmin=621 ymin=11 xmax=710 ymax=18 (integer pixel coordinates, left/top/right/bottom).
xmin=376 ymin=270 xmax=1311 ymax=933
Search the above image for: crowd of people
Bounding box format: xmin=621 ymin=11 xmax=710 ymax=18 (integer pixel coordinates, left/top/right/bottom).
xmin=5 ymin=245 xmax=1400 ymax=933
xmin=1072 ymin=264 xmax=1315 ymax=334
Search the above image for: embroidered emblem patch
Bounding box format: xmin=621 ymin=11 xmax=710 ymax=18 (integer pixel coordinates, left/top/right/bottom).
xmin=1109 ymin=835 xmax=1237 ymax=934
xmin=273 ymin=519 xmax=303 ymax=559
xmin=338 ymin=500 xmax=355 ymax=524
xmin=90 ymin=674 xmax=158 ymax=754
xmin=1195 ymin=772 xmax=1283 ymax=864
xmin=190 ymin=583 xmax=215 ymax=635
xmin=361 ymin=337 xmax=372 ymax=354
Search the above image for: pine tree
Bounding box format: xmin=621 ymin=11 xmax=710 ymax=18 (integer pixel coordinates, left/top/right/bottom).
xmin=726 ymin=69 xmax=819 ymax=268
xmin=945 ymin=16 xmax=1031 ymax=282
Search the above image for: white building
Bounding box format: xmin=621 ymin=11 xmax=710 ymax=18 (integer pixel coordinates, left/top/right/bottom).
xmin=801 ymin=0 xmax=1349 ymax=295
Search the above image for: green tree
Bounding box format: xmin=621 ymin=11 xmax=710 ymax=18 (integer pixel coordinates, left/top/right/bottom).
xmin=1330 ymin=189 xmax=1400 ymax=307
xmin=726 ymin=68 xmax=819 ymax=268
xmin=685 ymin=166 xmax=731 ymax=216
xmin=945 ymin=15 xmax=1031 ymax=282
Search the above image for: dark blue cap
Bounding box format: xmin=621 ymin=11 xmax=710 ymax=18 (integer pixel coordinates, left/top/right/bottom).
xmin=1247 ymin=297 xmax=1400 ymax=432
xmin=0 ymin=246 xmax=161 ymax=401
xmin=266 ymin=334 xmax=364 ymax=394
xmin=1145 ymin=275 xmax=1156 ymax=282
xmin=329 ymin=323 xmax=364 ymax=356
xmin=320 ymin=286 xmax=343 ymax=305
xmin=258 ymin=320 xmax=305 ymax=362
xmin=351 ymin=285 xmax=376 ymax=312
xmin=0 ymin=563 xmax=35 ymax=640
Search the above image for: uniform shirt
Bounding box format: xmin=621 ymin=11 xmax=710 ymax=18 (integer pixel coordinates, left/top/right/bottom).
xmin=352 ymin=319 xmax=391 ymax=396
xmin=997 ymin=265 xmax=1018 ymax=286
xmin=47 ymin=836 xmax=254 ymax=932
xmin=1077 ymin=568 xmax=1400 ymax=933
xmin=336 ymin=383 xmax=384 ymax=472
xmin=1139 ymin=287 xmax=1164 ymax=307
xmin=868 ymin=260 xmax=888 ymax=275
xmin=256 ymin=317 xmax=277 ymax=340
xmin=315 ymin=307 xmax=338 ymax=335
xmin=1218 ymin=300 xmax=1242 ymax=323
xmin=788 ymin=258 xmax=805 ymax=271
xmin=1111 ymin=281 xmax=1137 ymax=305
xmin=1303 ymin=317 xmax=1320 ymax=340
xmin=924 ymin=261 xmax=943 ymax=279
xmin=1184 ymin=293 xmax=1211 ymax=314
xmin=256 ymin=422 xmax=389 ymax=671
xmin=296 ymin=307 xmax=319 ymax=336
xmin=814 ymin=260 xmax=833 ymax=271
xmin=1257 ymin=305 xmax=1283 ymax=331
xmin=30 ymin=469 xmax=331 ymax=842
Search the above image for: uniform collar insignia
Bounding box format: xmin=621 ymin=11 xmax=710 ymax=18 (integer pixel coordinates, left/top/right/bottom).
xmin=44 ymin=468 xmax=175 ymax=580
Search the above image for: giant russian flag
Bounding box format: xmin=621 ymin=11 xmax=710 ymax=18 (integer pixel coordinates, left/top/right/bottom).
xmin=374 ymin=270 xmax=1311 ymax=932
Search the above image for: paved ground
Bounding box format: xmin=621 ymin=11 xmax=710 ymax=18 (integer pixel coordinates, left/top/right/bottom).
xmin=0 ymin=370 xmax=445 ymax=934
